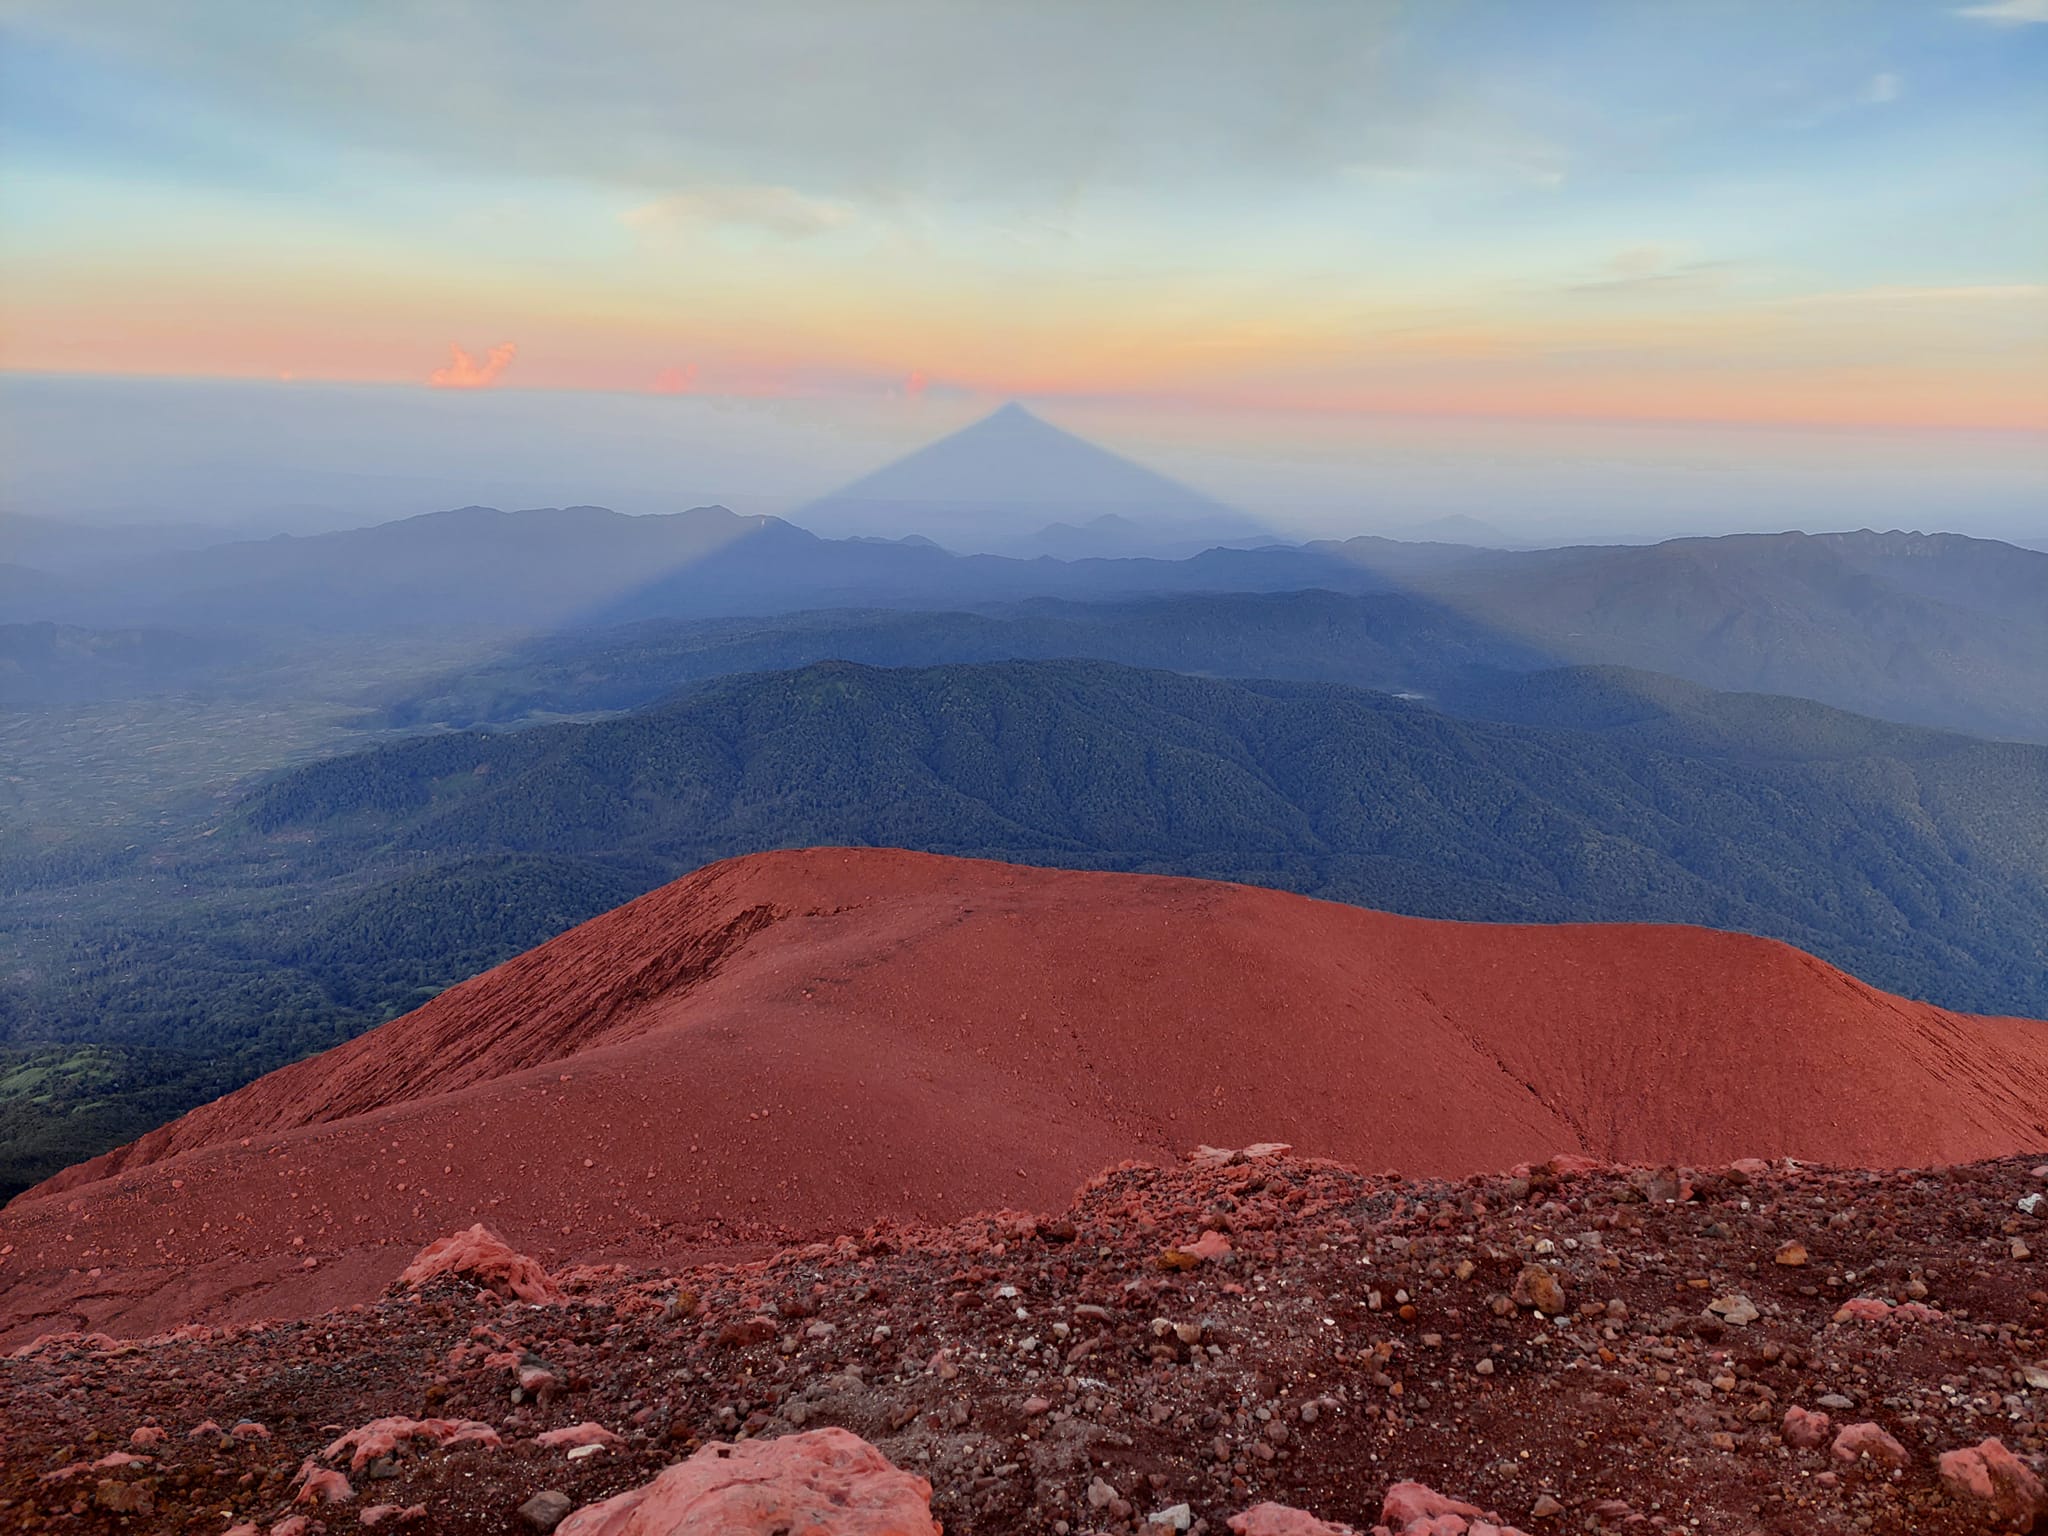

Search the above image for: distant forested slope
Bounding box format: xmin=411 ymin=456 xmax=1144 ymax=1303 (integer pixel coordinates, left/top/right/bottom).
xmin=6 ymin=656 xmax=2045 ymax=1198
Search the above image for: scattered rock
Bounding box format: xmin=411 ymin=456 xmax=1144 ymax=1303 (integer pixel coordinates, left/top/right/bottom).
xmin=555 ymin=1427 xmax=938 ymax=1536
xmin=1512 ymin=1265 xmax=1566 ymax=1316
xmin=400 ymin=1224 xmax=561 ymax=1303
xmin=1377 ymin=1480 xmax=1533 ymax=1535
xmin=536 ymin=1422 xmax=622 ymax=1451
xmin=1782 ymin=1406 xmax=1832 ymax=1449
xmin=519 ymin=1489 xmax=574 ymax=1532
xmin=1831 ymin=1422 xmax=1910 ymax=1469
xmin=323 ymin=1415 xmax=502 ymax=1470
xmin=293 ymin=1462 xmax=355 ymax=1504
xmin=1227 ymin=1503 xmax=1360 ymax=1536
xmin=1161 ymin=1230 xmax=1233 ymax=1268
xmin=1937 ymin=1437 xmax=2047 ymax=1529
xmin=1707 ymin=1293 xmax=1759 ymax=1326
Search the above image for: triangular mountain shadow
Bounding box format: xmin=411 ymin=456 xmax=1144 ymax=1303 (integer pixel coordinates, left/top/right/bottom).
xmin=798 ymin=402 xmax=1272 ymax=554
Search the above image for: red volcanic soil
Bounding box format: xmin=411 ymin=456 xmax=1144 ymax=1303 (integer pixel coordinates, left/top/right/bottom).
xmin=3 ymin=847 xmax=2046 ymax=1344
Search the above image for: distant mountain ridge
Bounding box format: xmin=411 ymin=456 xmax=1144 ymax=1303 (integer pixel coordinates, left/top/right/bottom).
xmin=8 ymin=494 xmax=2041 ymax=738
xmin=2 ymin=497 xmax=1486 ymax=632
xmin=359 ymin=526 xmax=2048 ymax=743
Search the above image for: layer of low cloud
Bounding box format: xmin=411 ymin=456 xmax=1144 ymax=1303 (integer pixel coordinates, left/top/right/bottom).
xmin=1955 ymin=0 xmax=2048 ymax=24
xmin=1559 ymin=246 xmax=1736 ymax=299
xmin=428 ymin=342 xmax=518 ymax=389
xmin=622 ymin=184 xmax=857 ymax=241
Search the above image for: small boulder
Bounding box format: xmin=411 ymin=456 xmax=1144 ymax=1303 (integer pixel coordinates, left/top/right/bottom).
xmin=537 ymin=1422 xmax=622 ymax=1451
xmin=1227 ymin=1503 xmax=1361 ymax=1536
xmin=1937 ymin=1437 xmax=2047 ymax=1530
xmin=1512 ymin=1266 xmax=1567 ymax=1316
xmin=555 ymin=1427 xmax=938 ymax=1536
xmin=1161 ymin=1230 xmax=1234 ymax=1268
xmin=1832 ymin=1422 xmax=1910 ymax=1469
xmin=1782 ymin=1407 xmax=1832 ymax=1450
xmin=323 ymin=1416 xmax=502 ymax=1471
xmin=1372 ymin=1481 xmax=1534 ymax=1535
xmin=520 ymin=1490 xmax=574 ymax=1532
xmin=1707 ymin=1294 xmax=1759 ymax=1326
xmin=401 ymin=1225 xmax=561 ymax=1303
xmin=294 ymin=1463 xmax=355 ymax=1505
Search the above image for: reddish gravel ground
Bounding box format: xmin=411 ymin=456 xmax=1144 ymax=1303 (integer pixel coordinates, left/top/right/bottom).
xmin=4 ymin=1148 xmax=2045 ymax=1534
xmin=5 ymin=849 xmax=2047 ymax=1344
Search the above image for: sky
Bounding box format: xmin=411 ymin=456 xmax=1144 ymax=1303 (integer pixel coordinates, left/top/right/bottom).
xmin=1 ymin=0 xmax=2044 ymax=538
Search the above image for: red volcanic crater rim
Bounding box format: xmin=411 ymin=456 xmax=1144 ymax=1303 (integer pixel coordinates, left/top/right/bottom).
xmin=4 ymin=847 xmax=2047 ymax=1343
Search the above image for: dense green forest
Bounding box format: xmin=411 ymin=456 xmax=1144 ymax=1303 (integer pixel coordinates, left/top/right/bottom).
xmin=367 ymin=591 xmax=1551 ymax=728
xmin=5 ymin=657 xmax=2046 ymax=1197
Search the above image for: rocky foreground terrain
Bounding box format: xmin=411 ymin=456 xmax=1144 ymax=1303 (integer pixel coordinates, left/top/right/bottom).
xmin=5 ymin=1145 xmax=2047 ymax=1533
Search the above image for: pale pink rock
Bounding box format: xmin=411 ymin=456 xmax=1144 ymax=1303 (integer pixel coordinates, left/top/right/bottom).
xmin=555 ymin=1427 xmax=938 ymax=1536
xmin=230 ymin=1419 xmax=270 ymax=1440
xmin=322 ymin=1415 xmax=503 ymax=1470
xmin=128 ymin=1425 xmax=166 ymax=1447
xmin=293 ymin=1460 xmax=355 ymax=1504
xmin=1547 ymin=1153 xmax=1606 ymax=1175
xmin=400 ymin=1224 xmax=561 ymax=1302
xmin=1782 ymin=1406 xmax=1832 ymax=1449
xmin=1382 ymin=1483 xmax=1484 ymax=1526
xmin=1937 ymin=1437 xmax=2047 ymax=1528
xmin=1832 ymin=1422 xmax=1910 ymax=1468
xmin=1228 ymin=1502 xmax=1362 ymax=1536
xmin=1371 ymin=1482 xmax=1532 ymax=1536
xmin=270 ymin=1520 xmax=311 ymax=1536
xmin=360 ymin=1506 xmax=405 ymax=1527
xmin=1834 ymin=1297 xmax=1894 ymax=1322
xmin=1192 ymin=1143 xmax=1294 ymax=1167
xmin=1181 ymin=1230 xmax=1233 ymax=1262
xmin=537 ymin=1422 xmax=623 ymax=1450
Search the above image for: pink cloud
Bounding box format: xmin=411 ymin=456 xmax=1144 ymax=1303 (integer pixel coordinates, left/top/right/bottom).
xmin=650 ymin=363 xmax=700 ymax=395
xmin=429 ymin=341 xmax=518 ymax=389
xmin=904 ymin=368 xmax=929 ymax=401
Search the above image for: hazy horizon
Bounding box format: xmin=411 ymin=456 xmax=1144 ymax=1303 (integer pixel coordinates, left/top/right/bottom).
xmin=5 ymin=372 xmax=2045 ymax=552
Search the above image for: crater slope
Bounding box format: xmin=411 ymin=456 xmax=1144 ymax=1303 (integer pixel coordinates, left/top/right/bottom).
xmin=4 ymin=848 xmax=2045 ymax=1343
